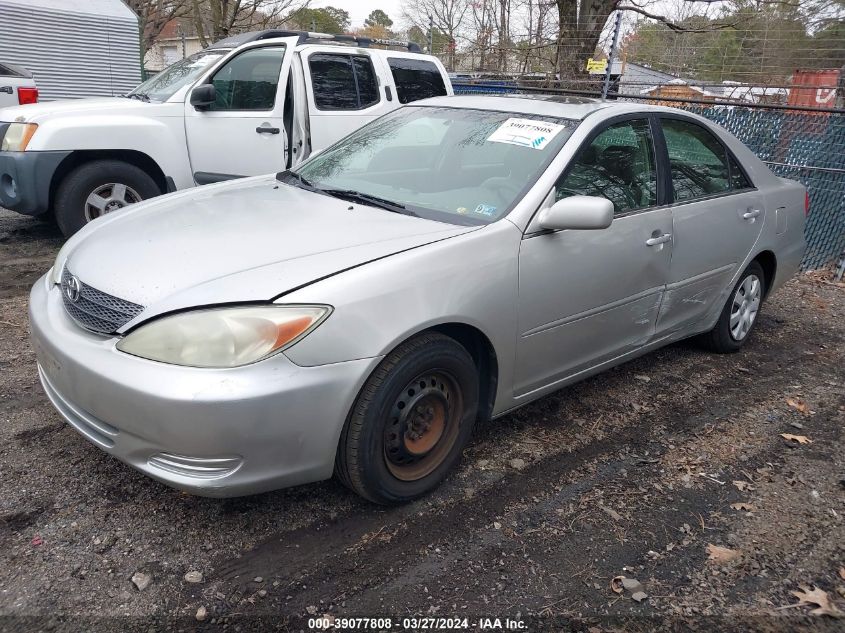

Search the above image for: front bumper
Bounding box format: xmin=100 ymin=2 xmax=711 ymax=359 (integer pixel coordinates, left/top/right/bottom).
xmin=29 ymin=275 xmax=381 ymax=497
xmin=0 ymin=149 xmax=69 ymax=215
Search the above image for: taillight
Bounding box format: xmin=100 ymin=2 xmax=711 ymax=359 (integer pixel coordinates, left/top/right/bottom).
xmin=18 ymin=87 xmax=38 ymax=105
xmin=804 ymin=191 xmax=810 ymax=217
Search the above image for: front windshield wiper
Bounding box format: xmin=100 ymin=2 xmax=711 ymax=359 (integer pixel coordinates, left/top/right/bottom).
xmin=277 ymin=172 xmax=414 ymax=216
xmin=126 ymin=93 xmax=150 ymax=102
xmin=318 ymin=188 xmax=416 ymax=216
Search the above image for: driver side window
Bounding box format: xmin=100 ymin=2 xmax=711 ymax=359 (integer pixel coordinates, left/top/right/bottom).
xmin=208 ymin=46 xmax=285 ymax=111
xmin=555 ymin=118 xmax=657 ymax=216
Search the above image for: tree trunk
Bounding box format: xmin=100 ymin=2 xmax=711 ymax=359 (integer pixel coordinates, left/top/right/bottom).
xmin=556 ymin=0 xmax=617 ymax=82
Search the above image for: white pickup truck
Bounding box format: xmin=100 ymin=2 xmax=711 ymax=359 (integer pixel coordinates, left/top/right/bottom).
xmin=0 ymin=30 xmax=452 ymax=236
xmin=0 ymin=61 xmax=38 ymax=107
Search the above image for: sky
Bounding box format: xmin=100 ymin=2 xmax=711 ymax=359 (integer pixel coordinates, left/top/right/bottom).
xmin=310 ymin=0 xmax=406 ymax=30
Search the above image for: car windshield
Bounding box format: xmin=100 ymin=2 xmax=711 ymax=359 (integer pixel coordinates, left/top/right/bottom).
xmin=289 ymin=106 xmax=577 ymax=225
xmin=129 ymin=50 xmax=227 ymax=102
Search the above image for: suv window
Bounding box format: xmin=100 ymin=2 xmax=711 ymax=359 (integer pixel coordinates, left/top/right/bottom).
xmin=309 ymin=53 xmax=380 ymax=111
xmin=555 ymin=118 xmax=657 ymax=215
xmin=387 ymin=57 xmax=447 ymax=104
xmin=661 ymin=118 xmax=733 ymax=202
xmin=210 ymin=46 xmax=285 ymax=111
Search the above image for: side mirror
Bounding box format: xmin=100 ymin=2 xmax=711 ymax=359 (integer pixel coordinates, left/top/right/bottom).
xmin=190 ymin=84 xmax=216 ymax=110
xmin=537 ymin=195 xmax=614 ymax=231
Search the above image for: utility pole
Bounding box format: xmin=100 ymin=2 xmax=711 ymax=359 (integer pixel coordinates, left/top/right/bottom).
xmin=602 ymin=10 xmax=623 ymax=100
xmin=428 ymin=15 xmax=434 ymax=54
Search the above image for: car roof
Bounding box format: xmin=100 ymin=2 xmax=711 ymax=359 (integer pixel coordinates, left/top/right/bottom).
xmin=415 ymin=95 xmax=622 ymax=120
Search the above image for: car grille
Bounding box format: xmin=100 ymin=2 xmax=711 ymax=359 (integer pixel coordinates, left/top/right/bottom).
xmin=60 ymin=267 xmax=144 ymax=334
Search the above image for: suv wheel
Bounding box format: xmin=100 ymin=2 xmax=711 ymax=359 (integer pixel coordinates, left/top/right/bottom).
xmin=54 ymin=160 xmax=161 ymax=237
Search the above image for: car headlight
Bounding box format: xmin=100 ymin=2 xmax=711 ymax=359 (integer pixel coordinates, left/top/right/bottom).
xmin=116 ymin=305 xmax=331 ymax=368
xmin=1 ymin=122 xmax=38 ymax=151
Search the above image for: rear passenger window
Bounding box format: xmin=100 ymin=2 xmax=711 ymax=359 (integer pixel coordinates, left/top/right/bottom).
xmin=661 ymin=118 xmax=732 ymax=202
xmin=387 ymin=57 xmax=447 ymax=104
xmin=729 ymin=154 xmax=752 ymax=190
xmin=309 ymin=53 xmax=380 ymax=111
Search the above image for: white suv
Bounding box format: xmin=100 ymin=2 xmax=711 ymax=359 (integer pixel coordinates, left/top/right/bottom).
xmin=0 ymin=30 xmax=451 ymax=236
xmin=0 ymin=61 xmax=38 ymax=108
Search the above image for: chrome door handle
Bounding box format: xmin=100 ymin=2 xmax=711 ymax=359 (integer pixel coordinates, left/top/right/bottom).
xmin=742 ymin=209 xmax=761 ymax=220
xmin=646 ymin=233 xmax=672 ymax=246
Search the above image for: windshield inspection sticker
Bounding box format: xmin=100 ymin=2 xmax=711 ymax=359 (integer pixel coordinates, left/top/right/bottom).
xmin=473 ymin=203 xmax=497 ymax=217
xmin=487 ymin=118 xmax=565 ymax=150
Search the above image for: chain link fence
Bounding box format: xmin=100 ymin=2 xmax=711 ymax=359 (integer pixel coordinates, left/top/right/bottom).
xmin=453 ymin=81 xmax=845 ymax=270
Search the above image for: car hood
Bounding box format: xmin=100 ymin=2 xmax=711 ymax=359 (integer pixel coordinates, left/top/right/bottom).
xmin=61 ymin=176 xmax=478 ymax=327
xmin=0 ymin=98 xmax=156 ymax=123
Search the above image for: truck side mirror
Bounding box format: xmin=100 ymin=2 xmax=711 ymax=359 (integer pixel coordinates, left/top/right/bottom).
xmin=190 ymin=84 xmax=216 ymax=110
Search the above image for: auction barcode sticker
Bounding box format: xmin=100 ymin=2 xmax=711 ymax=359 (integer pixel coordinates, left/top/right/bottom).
xmin=487 ymin=118 xmax=566 ymax=150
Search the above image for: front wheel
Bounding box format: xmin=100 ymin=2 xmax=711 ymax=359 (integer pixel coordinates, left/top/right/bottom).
xmin=336 ymin=332 xmax=479 ymax=504
xmin=701 ymin=261 xmax=765 ymax=353
xmin=54 ymin=160 xmax=162 ymax=237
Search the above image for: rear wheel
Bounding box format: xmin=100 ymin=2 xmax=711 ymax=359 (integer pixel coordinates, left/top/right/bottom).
xmin=336 ymin=332 xmax=479 ymax=504
xmin=54 ymin=160 xmax=161 ymax=237
xmin=701 ymin=261 xmax=765 ymax=353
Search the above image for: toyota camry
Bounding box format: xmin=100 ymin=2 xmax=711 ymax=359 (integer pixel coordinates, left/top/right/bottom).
xmin=29 ymin=95 xmax=807 ymax=503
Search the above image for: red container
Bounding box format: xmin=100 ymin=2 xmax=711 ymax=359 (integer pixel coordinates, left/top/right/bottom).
xmin=787 ymin=69 xmax=841 ymax=109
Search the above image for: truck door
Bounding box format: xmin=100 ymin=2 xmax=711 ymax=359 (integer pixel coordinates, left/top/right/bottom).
xmin=300 ymin=48 xmax=393 ymax=153
xmin=184 ymin=37 xmax=299 ymax=183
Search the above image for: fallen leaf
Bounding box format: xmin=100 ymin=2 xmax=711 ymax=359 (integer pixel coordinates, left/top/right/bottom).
xmin=631 ymin=591 xmax=648 ymax=602
xmin=791 ymin=585 xmax=844 ymax=618
xmin=781 ymin=433 xmax=813 ymax=444
xmin=732 ymin=480 xmax=754 ymax=492
xmin=787 ymin=398 xmax=810 ymax=415
xmin=610 ymin=576 xmax=625 ymax=594
xmin=599 ymin=504 xmax=622 ymax=521
xmin=730 ymin=502 xmax=755 ymax=511
xmin=30 ymin=535 xmax=43 ymax=547
xmin=839 ymin=567 xmax=845 ymax=581
xmin=706 ymin=544 xmax=741 ymax=564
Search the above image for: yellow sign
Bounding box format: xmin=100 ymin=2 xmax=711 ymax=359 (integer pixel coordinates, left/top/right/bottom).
xmin=586 ymin=58 xmax=608 ymax=74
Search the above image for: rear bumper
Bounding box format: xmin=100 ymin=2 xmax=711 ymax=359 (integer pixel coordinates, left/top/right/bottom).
xmin=29 ymin=274 xmax=381 ymax=497
xmin=0 ymin=149 xmax=69 ymax=215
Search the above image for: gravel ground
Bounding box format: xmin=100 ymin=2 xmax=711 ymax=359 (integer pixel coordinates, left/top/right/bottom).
xmin=0 ymin=208 xmax=843 ymax=632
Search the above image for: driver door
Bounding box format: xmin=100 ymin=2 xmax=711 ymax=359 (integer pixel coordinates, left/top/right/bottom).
xmin=514 ymin=117 xmax=672 ymax=397
xmin=184 ymin=38 xmax=299 ymax=183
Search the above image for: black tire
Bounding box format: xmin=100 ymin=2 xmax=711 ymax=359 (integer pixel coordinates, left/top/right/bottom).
xmin=53 ymin=160 xmax=162 ymax=237
xmin=336 ymin=332 xmax=479 ymax=504
xmin=700 ymin=261 xmax=766 ymax=353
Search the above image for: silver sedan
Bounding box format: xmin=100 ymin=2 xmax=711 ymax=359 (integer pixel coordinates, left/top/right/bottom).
xmin=29 ymin=96 xmax=807 ymax=503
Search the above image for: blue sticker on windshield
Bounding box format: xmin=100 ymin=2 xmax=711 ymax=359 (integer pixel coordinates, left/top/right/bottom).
xmin=473 ymin=204 xmax=497 ymax=217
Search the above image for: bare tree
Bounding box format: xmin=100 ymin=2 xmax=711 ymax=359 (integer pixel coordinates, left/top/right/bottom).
xmin=125 ymin=0 xmax=193 ymax=53
xmin=402 ymin=0 xmax=469 ymax=70
xmin=190 ymin=0 xmax=310 ymax=46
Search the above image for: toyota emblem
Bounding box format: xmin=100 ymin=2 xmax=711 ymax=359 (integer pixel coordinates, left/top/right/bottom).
xmin=64 ymin=275 xmax=81 ymax=303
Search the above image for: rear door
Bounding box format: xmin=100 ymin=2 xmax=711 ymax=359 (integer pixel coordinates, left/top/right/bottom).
xmin=655 ymin=115 xmax=765 ymax=335
xmin=184 ymin=37 xmax=299 ymax=183
xmin=300 ymin=48 xmax=394 ymax=152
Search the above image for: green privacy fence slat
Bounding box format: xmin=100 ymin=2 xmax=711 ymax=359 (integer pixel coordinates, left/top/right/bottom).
xmin=454 ymin=83 xmax=845 ymax=270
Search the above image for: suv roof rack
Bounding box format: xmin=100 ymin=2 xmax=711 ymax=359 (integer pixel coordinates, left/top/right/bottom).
xmin=210 ymin=29 xmax=423 ymax=53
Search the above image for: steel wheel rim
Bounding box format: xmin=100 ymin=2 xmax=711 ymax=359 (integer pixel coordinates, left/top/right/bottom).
xmin=729 ymin=274 xmax=761 ymax=341
xmin=84 ymin=183 xmax=142 ymax=221
xmin=383 ymin=370 xmax=463 ymax=482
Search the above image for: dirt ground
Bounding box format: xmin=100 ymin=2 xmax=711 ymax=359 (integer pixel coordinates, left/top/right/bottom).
xmin=0 ymin=208 xmax=843 ymax=632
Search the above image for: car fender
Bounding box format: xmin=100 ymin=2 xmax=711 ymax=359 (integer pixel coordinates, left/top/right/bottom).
xmin=281 ymin=220 xmax=523 ymax=416
xmin=25 ymin=108 xmax=193 ymax=189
